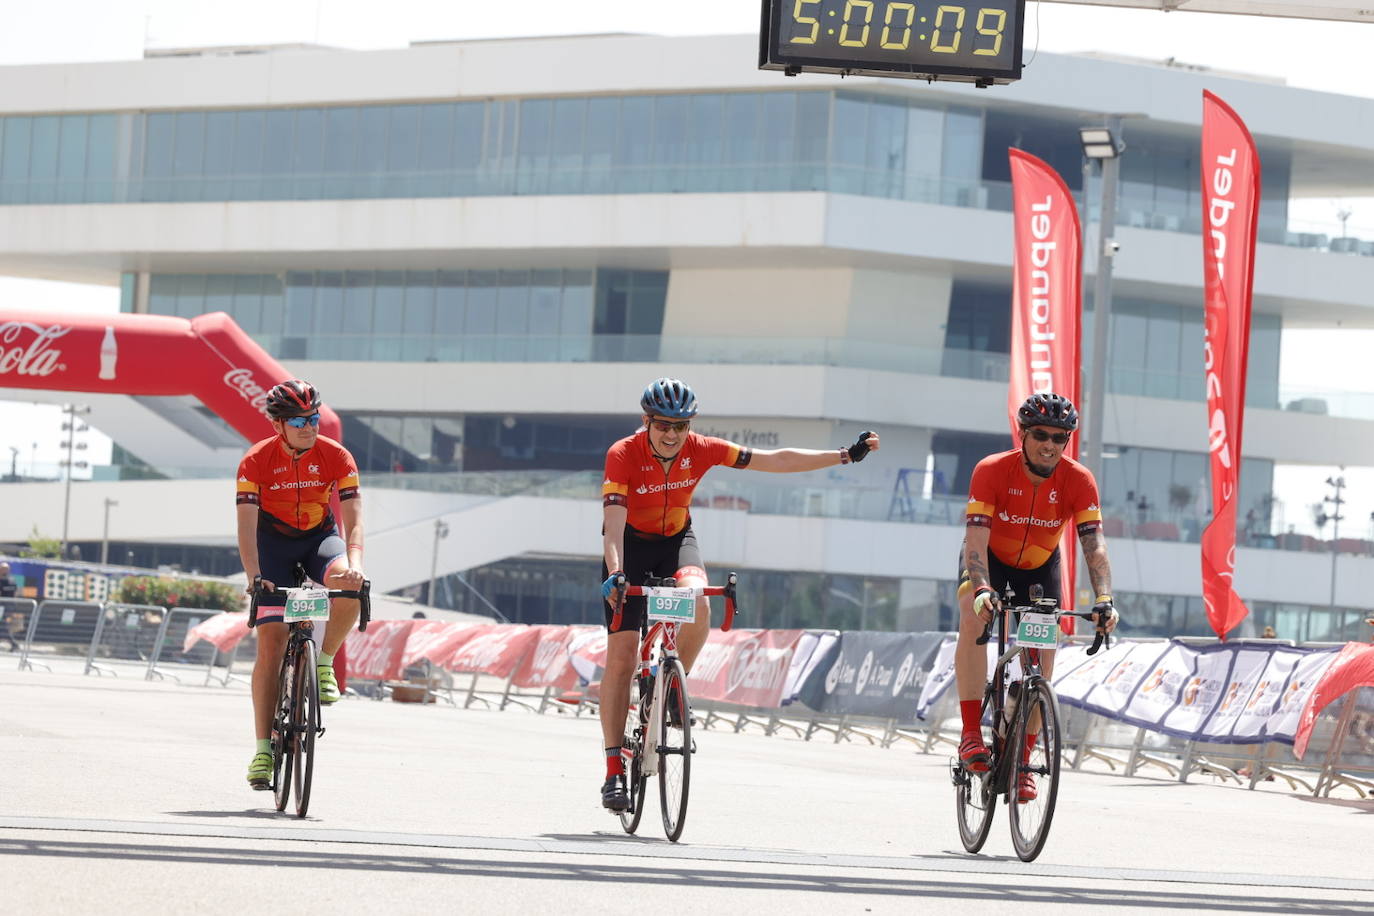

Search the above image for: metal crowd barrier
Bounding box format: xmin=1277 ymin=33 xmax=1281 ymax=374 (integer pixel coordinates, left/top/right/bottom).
xmin=19 ymin=599 xmax=104 ymax=673
xmin=143 ymin=606 xmax=245 ymax=686
xmin=86 ymin=603 xmax=167 ymax=676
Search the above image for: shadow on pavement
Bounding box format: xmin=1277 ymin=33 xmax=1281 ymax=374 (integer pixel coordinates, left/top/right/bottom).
xmin=164 ymin=809 xmax=308 ymax=821
xmin=0 ymin=837 xmax=1367 ymax=911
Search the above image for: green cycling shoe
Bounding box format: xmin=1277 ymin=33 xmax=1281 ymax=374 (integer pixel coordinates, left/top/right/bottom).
xmin=317 ymin=664 xmax=341 ymax=705
xmin=247 ymin=751 xmax=273 ymax=790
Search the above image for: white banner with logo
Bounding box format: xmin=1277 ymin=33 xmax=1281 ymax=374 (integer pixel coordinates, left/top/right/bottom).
xmin=1052 ymin=639 xmax=1342 ymax=744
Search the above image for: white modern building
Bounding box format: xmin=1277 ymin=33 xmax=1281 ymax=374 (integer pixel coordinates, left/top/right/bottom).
xmin=2 ymin=34 xmax=1373 ymax=639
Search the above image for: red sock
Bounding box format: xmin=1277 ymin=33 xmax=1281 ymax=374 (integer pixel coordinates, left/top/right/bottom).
xmin=605 ymin=746 xmax=624 ymax=778
xmin=1023 ymin=732 xmax=1038 ymax=762
xmin=959 ymin=700 xmax=983 ymax=736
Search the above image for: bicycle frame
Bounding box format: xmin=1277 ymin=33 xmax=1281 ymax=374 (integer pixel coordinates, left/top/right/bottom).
xmin=618 ymin=575 xmax=738 ymax=780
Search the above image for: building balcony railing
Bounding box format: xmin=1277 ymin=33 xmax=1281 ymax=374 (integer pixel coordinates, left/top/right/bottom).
xmin=5 ymin=165 xmax=1372 ymax=256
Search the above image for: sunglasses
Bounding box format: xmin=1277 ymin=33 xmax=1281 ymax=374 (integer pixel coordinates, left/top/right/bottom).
xmin=648 ymin=419 xmax=690 ymax=433
xmin=283 ymin=413 xmax=321 ymax=429
xmin=1028 ymin=428 xmax=1071 ymax=445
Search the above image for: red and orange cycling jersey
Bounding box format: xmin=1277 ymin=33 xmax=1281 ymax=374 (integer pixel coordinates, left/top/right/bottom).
xmin=965 ymin=449 xmax=1103 ymax=570
xmin=602 ymin=430 xmax=750 ymax=537
xmin=235 ymin=435 xmax=360 ymax=535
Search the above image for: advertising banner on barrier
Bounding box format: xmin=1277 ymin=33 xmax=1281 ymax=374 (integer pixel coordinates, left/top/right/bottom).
xmin=1294 ymin=641 xmax=1374 ymax=757
xmin=400 ymin=620 xmax=482 ymax=669
xmin=915 ymin=636 xmax=959 ymax=720
xmin=687 ymin=629 xmax=803 ymax=708
xmin=569 ymin=629 xmax=609 ymax=685
xmin=1053 ymin=639 xmax=1341 ymax=744
xmin=443 ymin=624 xmax=542 ymax=678
xmin=796 ymin=631 xmax=948 ymax=723
xmin=781 ymin=630 xmax=839 ymax=706
xmin=511 ymin=625 xmax=597 ymax=689
xmin=344 ymin=619 xmax=418 ymax=682
xmin=183 ymin=612 xmax=250 ymax=653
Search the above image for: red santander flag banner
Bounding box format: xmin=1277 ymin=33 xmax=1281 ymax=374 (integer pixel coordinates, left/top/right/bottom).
xmin=1008 ymin=148 xmax=1084 ymax=613
xmin=1200 ymin=91 xmax=1259 ymax=638
xmin=686 ymin=629 xmax=804 ymax=708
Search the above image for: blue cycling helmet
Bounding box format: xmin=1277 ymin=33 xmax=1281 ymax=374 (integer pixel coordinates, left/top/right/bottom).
xmin=1017 ymin=392 xmax=1079 ymax=432
xmin=640 ymin=377 xmax=698 ymax=419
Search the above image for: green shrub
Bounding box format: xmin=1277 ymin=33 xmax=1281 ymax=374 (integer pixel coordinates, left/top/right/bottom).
xmin=20 ymin=526 xmax=61 ymax=559
xmin=115 ymin=576 xmax=244 ymax=613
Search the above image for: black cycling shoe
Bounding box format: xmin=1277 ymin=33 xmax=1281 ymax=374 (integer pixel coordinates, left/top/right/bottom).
xmin=601 ymin=774 xmax=629 ymax=812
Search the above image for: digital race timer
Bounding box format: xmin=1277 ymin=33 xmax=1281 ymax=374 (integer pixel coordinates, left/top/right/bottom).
xmin=759 ymin=0 xmax=1025 ymax=86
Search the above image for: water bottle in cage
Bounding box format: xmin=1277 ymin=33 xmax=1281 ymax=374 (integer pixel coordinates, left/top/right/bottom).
xmin=999 ymin=680 xmax=1022 ymax=737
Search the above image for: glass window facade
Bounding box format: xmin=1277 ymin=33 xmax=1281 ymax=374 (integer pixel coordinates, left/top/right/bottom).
xmin=942 ymin=280 xmax=1282 ymax=409
xmin=132 ymin=268 xmax=662 ymax=363
xmin=0 ymin=92 xmax=1332 ymax=249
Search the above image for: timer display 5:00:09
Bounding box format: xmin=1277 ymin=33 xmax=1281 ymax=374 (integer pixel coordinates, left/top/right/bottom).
xmin=759 ymin=0 xmax=1024 ymax=86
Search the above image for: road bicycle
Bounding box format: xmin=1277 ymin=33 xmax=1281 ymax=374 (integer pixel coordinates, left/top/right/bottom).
xmin=611 ymin=572 xmax=739 ymax=842
xmin=953 ymin=584 xmax=1108 ymax=861
xmin=248 ymin=567 xmax=371 ymax=817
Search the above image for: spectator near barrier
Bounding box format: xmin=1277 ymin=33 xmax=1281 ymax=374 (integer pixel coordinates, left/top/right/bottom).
xmin=0 ymin=562 xmax=18 ymax=651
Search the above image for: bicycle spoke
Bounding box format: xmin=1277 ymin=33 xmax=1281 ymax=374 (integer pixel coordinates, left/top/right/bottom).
xmin=1008 ymin=680 xmax=1062 ymax=862
xmin=658 ymin=659 xmax=691 ymax=842
xmin=619 ymin=678 xmax=649 ymax=834
xmin=293 ymin=637 xmax=318 ymax=818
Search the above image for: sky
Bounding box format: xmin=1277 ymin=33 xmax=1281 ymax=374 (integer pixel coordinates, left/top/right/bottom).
xmin=1 ymin=1 xmax=1372 ymax=531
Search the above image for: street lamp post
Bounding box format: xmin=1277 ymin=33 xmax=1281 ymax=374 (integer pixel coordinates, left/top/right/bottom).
xmin=429 ymin=518 xmax=450 ymax=608
xmin=1079 ymin=119 xmax=1125 ymax=479
xmin=1322 ymin=474 xmax=1346 ymax=608
xmin=101 ymin=498 xmax=119 ymax=565
xmin=59 ymin=405 xmax=91 ymax=560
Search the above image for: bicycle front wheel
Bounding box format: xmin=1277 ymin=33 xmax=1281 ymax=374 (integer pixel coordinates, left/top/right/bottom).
xmin=272 ymin=651 xmax=296 ymax=813
xmin=291 ymin=638 xmax=319 ymax=818
xmin=619 ymin=684 xmax=649 ymax=834
xmin=1008 ymin=679 xmax=1062 ymax=862
xmin=657 ymin=658 xmax=691 ymax=842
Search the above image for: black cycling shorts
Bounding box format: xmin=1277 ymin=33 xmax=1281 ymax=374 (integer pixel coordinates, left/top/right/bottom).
xmin=254 ymin=524 xmax=347 ymax=624
xmin=957 ymin=542 xmax=1061 ymax=606
xmin=602 ymin=526 xmax=704 ymax=634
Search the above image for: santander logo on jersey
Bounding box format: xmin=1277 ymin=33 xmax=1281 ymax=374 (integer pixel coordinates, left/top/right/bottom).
xmin=998 ymin=509 xmax=1062 ymax=529
xmin=637 ymin=476 xmax=700 ymax=496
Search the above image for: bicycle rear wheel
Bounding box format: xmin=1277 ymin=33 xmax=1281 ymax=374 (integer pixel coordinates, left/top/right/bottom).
xmin=272 ymin=650 xmax=295 ymax=813
xmin=291 ymin=637 xmax=319 ymax=818
xmin=619 ymin=683 xmax=649 ymax=834
xmin=657 ymin=659 xmax=692 ymax=842
xmin=1008 ymin=679 xmax=1062 ymax=862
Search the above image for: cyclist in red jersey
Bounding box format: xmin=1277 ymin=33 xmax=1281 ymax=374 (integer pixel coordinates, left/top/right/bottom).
xmin=956 ymin=393 xmax=1119 ymax=802
xmin=597 ymin=377 xmax=880 ymax=811
xmin=235 ymin=379 xmax=366 ymax=790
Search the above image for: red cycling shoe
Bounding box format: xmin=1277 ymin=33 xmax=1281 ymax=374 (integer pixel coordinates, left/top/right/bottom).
xmin=959 ymin=733 xmax=990 ymax=773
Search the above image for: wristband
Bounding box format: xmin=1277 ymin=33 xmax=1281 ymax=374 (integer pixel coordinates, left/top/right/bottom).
xmin=348 ymin=544 xmax=364 ymax=550
xmin=1095 ymin=594 xmax=1113 ymax=605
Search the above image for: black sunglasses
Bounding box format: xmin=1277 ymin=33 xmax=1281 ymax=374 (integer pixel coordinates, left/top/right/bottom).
xmin=1028 ymin=428 xmax=1071 ymax=445
xmin=648 ymin=418 xmax=690 ymax=433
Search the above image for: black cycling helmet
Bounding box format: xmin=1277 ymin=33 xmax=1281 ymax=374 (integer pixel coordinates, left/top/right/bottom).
xmin=1017 ymin=392 xmax=1079 ymax=432
xmin=265 ymin=379 xmax=322 ymax=419
xmin=640 ymin=377 xmax=698 ymax=419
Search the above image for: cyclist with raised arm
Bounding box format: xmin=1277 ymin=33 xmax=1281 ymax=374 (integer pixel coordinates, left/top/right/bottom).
xmin=597 ymin=377 xmax=880 ymax=811
xmin=236 ymin=379 xmax=366 ymax=790
xmin=956 ymin=393 xmax=1119 ymax=801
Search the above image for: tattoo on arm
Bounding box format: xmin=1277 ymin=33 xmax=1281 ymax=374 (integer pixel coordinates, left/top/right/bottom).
xmin=1080 ymin=532 xmax=1112 ymax=595
xmin=967 ymin=549 xmax=990 ymax=589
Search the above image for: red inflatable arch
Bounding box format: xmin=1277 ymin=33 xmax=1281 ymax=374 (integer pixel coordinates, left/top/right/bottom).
xmin=0 ymin=310 xmax=341 ymax=442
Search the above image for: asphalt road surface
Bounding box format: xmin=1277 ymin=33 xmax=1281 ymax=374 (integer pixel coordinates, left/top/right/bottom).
xmin=2 ymin=667 xmax=1371 ymax=914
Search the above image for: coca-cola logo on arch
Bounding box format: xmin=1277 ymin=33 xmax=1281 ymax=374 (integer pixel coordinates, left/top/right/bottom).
xmin=0 ymin=322 xmax=71 ymax=377
xmin=223 ymin=368 xmax=271 ymax=414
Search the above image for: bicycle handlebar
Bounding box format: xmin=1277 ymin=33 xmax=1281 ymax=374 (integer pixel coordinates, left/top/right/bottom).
xmin=247 ymin=575 xmax=373 ymax=632
xmin=610 ymin=572 xmax=740 ymax=632
xmin=974 ymin=605 xmax=1112 ymax=655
